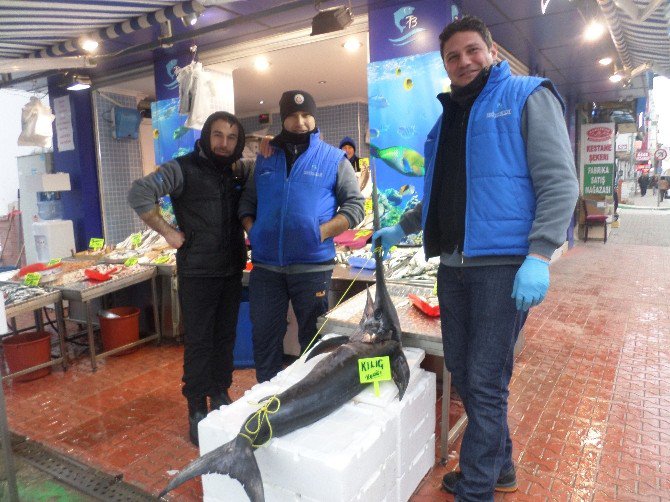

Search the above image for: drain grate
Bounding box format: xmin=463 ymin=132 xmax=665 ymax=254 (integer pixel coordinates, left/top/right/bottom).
xmin=11 ymin=433 xmax=156 ymax=501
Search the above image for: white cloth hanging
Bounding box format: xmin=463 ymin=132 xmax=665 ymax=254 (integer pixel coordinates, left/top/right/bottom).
xmin=17 ymin=97 xmax=55 ymax=147
xmin=176 ymin=63 xmax=234 ymax=130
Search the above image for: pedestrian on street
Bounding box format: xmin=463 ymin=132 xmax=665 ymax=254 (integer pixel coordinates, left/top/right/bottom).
xmin=239 ymin=90 xmax=365 ymax=383
xmin=128 ymin=111 xmax=250 ymax=446
xmin=372 ymin=15 xmax=578 ymax=502
xmin=638 ymin=172 xmax=650 ymax=196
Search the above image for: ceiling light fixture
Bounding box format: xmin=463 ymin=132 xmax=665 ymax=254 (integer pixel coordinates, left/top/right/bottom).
xmin=259 ymin=100 xmax=264 ymax=105
xmin=583 ymin=20 xmax=605 ymax=41
xmin=609 ymin=65 xmax=624 ymax=83
xmin=318 ymin=80 xmax=327 ymax=84
xmin=67 ymin=74 xmax=91 ymax=91
xmin=181 ymin=12 xmax=199 ymax=27
xmin=342 ymin=39 xmax=361 ymax=52
xmin=598 ymin=56 xmax=613 ymax=66
xmin=254 ymin=57 xmax=270 ymax=71
xmin=311 ymin=3 xmax=354 ymax=36
xmin=79 ymin=37 xmax=99 ymax=53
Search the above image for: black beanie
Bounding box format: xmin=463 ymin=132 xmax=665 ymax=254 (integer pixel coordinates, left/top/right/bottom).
xmin=199 ymin=111 xmax=245 ymax=166
xmin=279 ymin=90 xmax=317 ymax=124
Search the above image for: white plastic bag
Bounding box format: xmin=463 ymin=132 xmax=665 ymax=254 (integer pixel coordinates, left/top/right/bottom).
xmin=17 ymin=97 xmax=54 ymax=147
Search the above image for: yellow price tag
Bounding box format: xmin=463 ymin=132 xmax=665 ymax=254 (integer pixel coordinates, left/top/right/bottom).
xmin=89 ymin=238 xmax=104 ymax=251
xmin=354 ymin=229 xmax=372 ymax=239
xmin=24 ymin=272 xmax=41 ymax=286
xmin=124 ymin=257 xmax=139 ymax=266
xmin=358 ymin=356 xmax=392 ymax=396
xmin=130 ymin=233 xmax=142 ymax=247
xmin=364 ymin=199 xmax=373 ymax=213
xmin=47 ymin=258 xmax=62 ymax=266
xmin=153 ymin=255 xmax=170 ymax=264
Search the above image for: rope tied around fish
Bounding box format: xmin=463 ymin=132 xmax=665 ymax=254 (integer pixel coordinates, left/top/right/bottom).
xmin=301 ymin=245 xmax=383 ymax=356
xmin=239 ymin=396 xmax=281 ymax=447
xmin=239 ymin=247 xmax=382 ymax=447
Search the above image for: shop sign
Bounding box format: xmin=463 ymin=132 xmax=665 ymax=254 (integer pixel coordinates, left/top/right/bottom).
xmin=654 ymin=148 xmax=667 ymax=161
xmin=583 ymin=164 xmax=613 ymax=195
xmin=635 ymin=150 xmax=651 ymax=162
xmin=615 ymin=134 xmax=632 ymax=152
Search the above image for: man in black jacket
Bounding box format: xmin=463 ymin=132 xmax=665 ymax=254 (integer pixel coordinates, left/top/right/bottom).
xmin=128 ymin=111 xmax=250 ymax=446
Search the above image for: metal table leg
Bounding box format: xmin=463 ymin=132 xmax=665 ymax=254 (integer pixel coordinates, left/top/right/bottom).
xmin=85 ymin=300 xmax=97 ymax=371
xmin=441 ymin=366 xmax=450 ymax=463
xmin=55 ymin=300 xmax=68 ymax=371
xmin=150 ymin=275 xmax=161 ymax=344
xmin=33 ymin=309 xmax=43 ymax=331
xmin=0 ymin=378 xmax=19 ymax=501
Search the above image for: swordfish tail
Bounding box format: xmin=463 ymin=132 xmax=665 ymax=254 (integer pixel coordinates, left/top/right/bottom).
xmin=159 ymin=435 xmax=263 ymax=501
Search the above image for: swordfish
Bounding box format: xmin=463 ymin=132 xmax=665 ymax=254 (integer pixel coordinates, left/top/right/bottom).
xmin=160 ymin=168 xmax=409 ymax=502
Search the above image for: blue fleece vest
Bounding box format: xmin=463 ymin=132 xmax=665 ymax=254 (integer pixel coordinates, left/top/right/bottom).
xmin=250 ymin=130 xmax=344 ymax=266
xmin=422 ymin=61 xmax=560 ymax=257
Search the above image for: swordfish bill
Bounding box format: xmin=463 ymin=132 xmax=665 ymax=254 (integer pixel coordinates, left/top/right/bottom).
xmin=159 ymin=158 xmax=410 ymax=502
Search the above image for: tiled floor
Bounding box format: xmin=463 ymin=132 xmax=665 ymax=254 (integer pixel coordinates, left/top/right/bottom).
xmin=3 ymin=204 xmax=670 ymax=501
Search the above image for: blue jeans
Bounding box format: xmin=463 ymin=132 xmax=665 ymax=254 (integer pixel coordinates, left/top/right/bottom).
xmin=437 ymin=264 xmax=527 ymax=502
xmin=249 ymin=267 xmax=332 ymax=382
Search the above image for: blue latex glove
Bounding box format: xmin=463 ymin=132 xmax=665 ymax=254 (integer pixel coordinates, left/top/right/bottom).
xmin=511 ymin=256 xmax=550 ymax=311
xmin=371 ymin=224 xmax=405 ymax=259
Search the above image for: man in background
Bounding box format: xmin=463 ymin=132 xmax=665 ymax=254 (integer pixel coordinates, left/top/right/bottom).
xmin=128 ymin=111 xmax=250 ymax=446
xmin=239 ymin=90 xmax=364 ymax=382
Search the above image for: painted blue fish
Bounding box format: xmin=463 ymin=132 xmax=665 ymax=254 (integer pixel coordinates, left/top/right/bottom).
xmin=397 ymin=125 xmax=416 ymax=139
xmin=369 ymin=95 xmax=389 ymax=108
xmin=393 ymin=6 xmax=415 ymax=33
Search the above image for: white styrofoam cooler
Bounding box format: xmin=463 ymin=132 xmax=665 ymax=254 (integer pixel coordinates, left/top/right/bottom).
xmin=184 ymin=342 xmax=436 ymax=502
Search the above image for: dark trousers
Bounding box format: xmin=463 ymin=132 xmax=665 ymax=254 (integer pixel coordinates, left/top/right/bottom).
xmin=178 ymin=273 xmax=242 ymax=401
xmin=437 ymin=264 xmax=527 ymax=502
xmin=249 ymin=267 xmax=332 ymax=382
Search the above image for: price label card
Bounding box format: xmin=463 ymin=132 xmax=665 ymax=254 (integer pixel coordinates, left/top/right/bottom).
xmin=124 ymin=257 xmax=139 ymax=267
xmin=130 ymin=233 xmax=142 ymax=247
xmin=24 ymin=272 xmax=41 ymax=286
xmin=358 ymin=356 xmax=391 ymax=396
xmin=47 ymin=258 xmax=62 ymax=266
xmin=89 ymin=238 xmax=105 ymax=251
xmin=152 ymin=255 xmax=170 ymax=264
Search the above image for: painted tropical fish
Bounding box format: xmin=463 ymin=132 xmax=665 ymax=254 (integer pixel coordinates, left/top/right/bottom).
xmin=173 ymin=125 xmax=191 ymax=140
xmin=370 ymin=144 xmax=425 ymax=177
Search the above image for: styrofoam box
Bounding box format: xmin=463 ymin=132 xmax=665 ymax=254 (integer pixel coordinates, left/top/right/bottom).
xmin=196 ymin=346 xmax=434 ymax=502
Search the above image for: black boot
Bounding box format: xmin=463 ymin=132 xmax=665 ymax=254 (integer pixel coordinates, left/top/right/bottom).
xmin=187 ymin=397 xmax=207 ymax=447
xmin=209 ymin=389 xmax=232 ymax=411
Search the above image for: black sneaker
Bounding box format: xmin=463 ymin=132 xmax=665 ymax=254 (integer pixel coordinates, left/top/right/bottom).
xmin=442 ymin=467 xmax=518 ymax=494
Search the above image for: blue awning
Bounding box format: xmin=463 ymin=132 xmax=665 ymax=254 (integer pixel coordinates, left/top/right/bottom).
xmin=598 ymin=0 xmax=670 ymax=78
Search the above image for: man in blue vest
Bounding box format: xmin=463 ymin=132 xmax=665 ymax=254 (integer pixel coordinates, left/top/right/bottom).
xmin=128 ymin=111 xmax=250 ymax=447
xmin=239 ymin=90 xmax=365 ymax=383
xmin=373 ymin=16 xmax=578 ymax=502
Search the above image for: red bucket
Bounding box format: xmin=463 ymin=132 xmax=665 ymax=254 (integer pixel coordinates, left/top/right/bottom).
xmin=3 ymin=331 xmax=52 ymax=382
xmin=98 ymin=307 xmax=140 ymax=356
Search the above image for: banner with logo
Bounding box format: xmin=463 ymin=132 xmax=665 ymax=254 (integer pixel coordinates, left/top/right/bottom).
xmin=580 ymin=123 xmax=615 ymax=196
xmin=367 ymin=0 xmax=456 ymax=228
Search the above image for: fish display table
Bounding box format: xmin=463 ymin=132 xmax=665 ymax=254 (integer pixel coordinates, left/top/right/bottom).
xmin=0 ymin=282 xmax=68 ymax=381
xmin=318 ymin=282 xmax=468 ymax=463
xmin=53 ymin=266 xmax=161 ymax=371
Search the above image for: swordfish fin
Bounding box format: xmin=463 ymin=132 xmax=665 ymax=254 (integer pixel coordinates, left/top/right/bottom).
xmin=391 ymin=345 xmax=411 ymax=400
xmin=304 ymin=335 xmax=350 ymax=361
xmin=159 ymin=435 xmax=264 ymax=502
xmin=371 ymin=156 xmax=403 ymax=344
